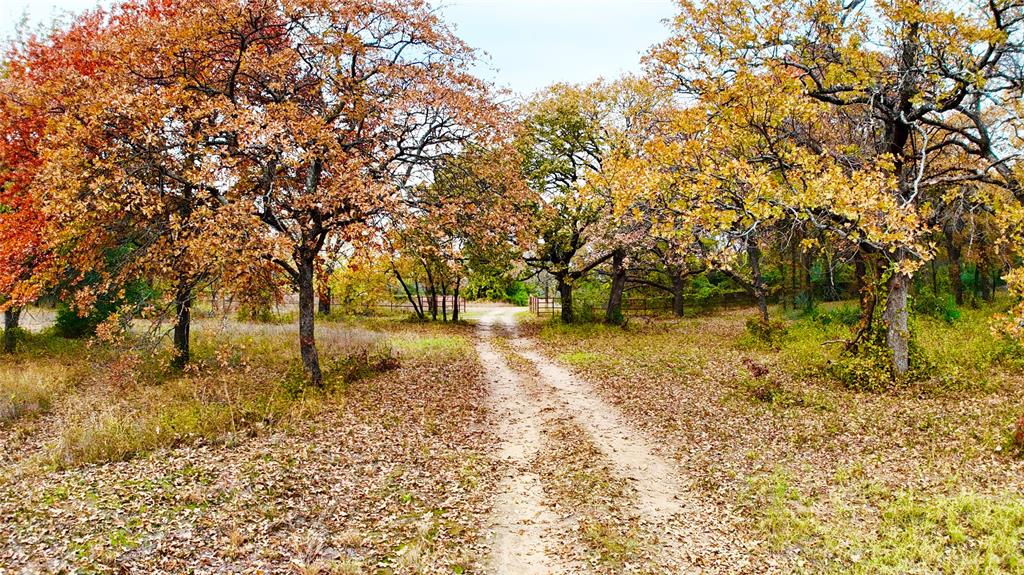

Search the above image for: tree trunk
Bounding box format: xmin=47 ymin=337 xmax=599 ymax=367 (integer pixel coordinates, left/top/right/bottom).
xmin=979 ymin=249 xmax=993 ymax=303
xmin=973 ymin=264 xmax=981 ymax=306
xmin=944 ymin=229 xmax=963 ymax=305
xmin=441 ymin=280 xmax=448 ymax=322
xmin=452 ymin=278 xmax=461 ymax=323
xmin=172 ymin=281 xmax=192 ymax=369
xmin=853 ymin=249 xmax=867 ymax=303
xmin=297 ymin=257 xmax=323 ymax=387
xmin=3 ymin=307 xmax=22 ymax=354
xmin=558 ymin=277 xmax=574 ymax=324
xmin=883 ymin=262 xmax=911 ymax=376
xmin=802 ymin=249 xmax=813 ymax=311
xmin=781 ymin=261 xmax=789 ymax=311
xmin=790 ymin=241 xmax=799 ymax=309
xmin=318 ymin=286 xmax=331 ymax=315
xmin=425 ymin=266 xmax=438 ymax=321
xmin=748 ymin=241 xmax=769 ymax=322
xmin=847 ymin=248 xmax=877 ymax=352
xmin=394 ymin=268 xmax=424 ymax=319
xmin=671 ymin=272 xmax=685 ymax=317
xmin=605 ymin=249 xmax=627 ymax=324
xmin=415 ymin=278 xmax=424 ymax=317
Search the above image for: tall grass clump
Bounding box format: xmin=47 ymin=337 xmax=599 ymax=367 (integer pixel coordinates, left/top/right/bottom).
xmin=47 ymin=322 xmax=395 ymax=468
xmin=0 ymin=363 xmax=71 ymax=423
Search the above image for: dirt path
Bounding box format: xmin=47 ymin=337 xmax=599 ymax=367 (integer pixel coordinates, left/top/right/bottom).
xmin=477 ymin=309 xmax=574 ymax=575
xmin=479 ymin=307 xmax=745 ymax=574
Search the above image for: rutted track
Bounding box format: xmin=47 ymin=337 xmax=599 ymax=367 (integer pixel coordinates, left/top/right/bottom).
xmin=479 ymin=307 xmax=745 ymax=573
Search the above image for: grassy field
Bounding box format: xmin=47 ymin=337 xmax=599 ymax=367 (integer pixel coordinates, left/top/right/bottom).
xmin=0 ymin=313 xmax=494 ymax=573
xmin=528 ymin=300 xmax=1024 ymax=574
xmin=4 ymin=302 xmax=1023 ymax=573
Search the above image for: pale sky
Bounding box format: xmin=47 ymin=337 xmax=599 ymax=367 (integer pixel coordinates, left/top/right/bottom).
xmin=0 ymin=0 xmax=677 ymax=96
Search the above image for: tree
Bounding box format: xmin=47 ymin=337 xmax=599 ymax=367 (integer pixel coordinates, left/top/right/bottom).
xmin=0 ymin=79 xmax=44 ymax=352
xmin=588 ymin=76 xmax=673 ymax=324
xmin=200 ymin=0 xmax=498 ymax=385
xmin=0 ymin=14 xmax=110 ymax=352
xmin=651 ymin=0 xmax=1024 ymax=373
xmin=14 ymin=0 xmax=499 ymax=385
xmin=520 ymin=84 xmax=614 ymax=323
xmin=390 ymin=144 xmax=531 ymax=322
xmin=6 ymin=2 xmax=264 ymax=367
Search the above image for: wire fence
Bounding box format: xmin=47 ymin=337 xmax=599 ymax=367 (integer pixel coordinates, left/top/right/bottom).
xmin=528 ymin=290 xmax=765 ymax=318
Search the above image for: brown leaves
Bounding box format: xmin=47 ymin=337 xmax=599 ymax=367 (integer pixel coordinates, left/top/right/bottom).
xmin=0 ymin=321 xmax=496 ymax=573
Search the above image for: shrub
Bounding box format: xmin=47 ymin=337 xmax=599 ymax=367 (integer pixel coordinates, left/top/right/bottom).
xmin=54 ymin=279 xmax=154 ymax=338
xmin=739 ymin=375 xmax=786 ymax=404
xmin=745 ymin=316 xmax=789 ymax=345
xmin=235 ymin=305 xmax=294 ymax=324
xmin=506 ymin=282 xmax=530 ymax=307
xmin=913 ymin=290 xmax=961 ymax=324
xmin=686 ymin=275 xmax=725 ymax=308
xmin=736 ymin=358 xmax=787 ymax=403
xmin=829 ymin=328 xmax=931 ymax=391
xmin=808 ymin=304 xmax=861 ymax=327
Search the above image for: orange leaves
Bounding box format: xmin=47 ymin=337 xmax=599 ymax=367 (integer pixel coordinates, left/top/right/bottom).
xmin=0 ymin=0 xmax=502 ymax=304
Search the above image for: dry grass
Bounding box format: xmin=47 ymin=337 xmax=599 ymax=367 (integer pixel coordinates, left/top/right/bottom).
xmin=0 ymin=316 xmax=494 ymax=573
xmin=0 ymin=363 xmax=70 ymax=424
xmin=534 ymin=304 xmax=1024 ymax=573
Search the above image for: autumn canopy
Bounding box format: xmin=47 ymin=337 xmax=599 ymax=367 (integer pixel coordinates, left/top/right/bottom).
xmin=4 ymin=0 xmax=1024 ymax=383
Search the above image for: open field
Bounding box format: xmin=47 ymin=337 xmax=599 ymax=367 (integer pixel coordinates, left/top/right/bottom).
xmin=6 ymin=0 xmax=1024 ymax=573
xmin=528 ymin=303 xmax=1024 ymax=574
xmin=1 ymin=310 xmax=495 ymax=573
xmin=3 ymin=303 xmax=1022 ymax=573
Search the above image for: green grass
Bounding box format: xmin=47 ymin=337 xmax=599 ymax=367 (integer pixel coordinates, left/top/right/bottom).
xmin=388 ymin=334 xmax=469 ymax=358
xmin=767 ymin=298 xmax=1023 ymax=393
xmin=744 ymin=468 xmax=1024 ymax=574
xmin=580 ymin=520 xmax=643 ymax=568
xmin=539 ymin=318 xmax=628 ymax=339
xmin=557 ymin=351 xmax=604 ymax=367
xmin=532 ymin=302 xmax=1024 ymax=573
xmin=854 ymin=491 xmax=1024 ymax=574
xmin=743 ymin=470 xmax=821 ymax=550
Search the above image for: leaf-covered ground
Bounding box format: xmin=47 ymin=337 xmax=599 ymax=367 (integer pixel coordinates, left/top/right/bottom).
xmin=4 ymin=303 xmax=1023 ymax=574
xmin=527 ymin=304 xmax=1024 ymax=574
xmin=1 ymin=318 xmax=497 ymax=574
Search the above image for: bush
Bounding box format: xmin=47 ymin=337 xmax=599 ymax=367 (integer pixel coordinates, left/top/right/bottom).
xmin=464 ymin=274 xmax=529 ymax=306
xmin=745 ymin=316 xmax=789 ymax=345
xmin=829 ymin=328 xmax=931 ymax=391
xmin=914 ymin=290 xmax=961 ymax=324
xmin=505 ymin=282 xmax=530 ymax=307
xmin=54 ymin=279 xmax=154 ymax=339
xmin=236 ymin=305 xmax=293 ymax=324
xmin=808 ymin=304 xmax=860 ymax=327
xmin=686 ymin=275 xmax=726 ymax=308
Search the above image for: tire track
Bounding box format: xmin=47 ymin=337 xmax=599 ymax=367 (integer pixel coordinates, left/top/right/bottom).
xmin=477 ymin=309 xmax=573 ymax=575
